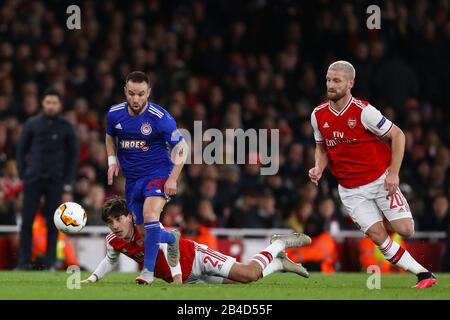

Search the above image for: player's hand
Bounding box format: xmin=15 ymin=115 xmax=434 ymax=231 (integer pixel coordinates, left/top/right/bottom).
xmin=107 ymin=164 xmax=119 ymax=185
xmin=80 ymin=279 xmax=93 ymax=284
xmin=81 ymin=274 xmax=98 ymax=284
xmin=384 ymin=171 xmax=399 ymax=197
xmin=308 ymin=167 xmax=322 ymax=186
xmin=164 ymin=177 xmax=177 ymax=196
xmin=171 ymin=274 xmax=182 ymax=284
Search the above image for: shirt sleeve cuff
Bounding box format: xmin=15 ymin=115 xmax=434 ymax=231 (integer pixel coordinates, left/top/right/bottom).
xmin=380 ymin=123 xmax=393 ymax=138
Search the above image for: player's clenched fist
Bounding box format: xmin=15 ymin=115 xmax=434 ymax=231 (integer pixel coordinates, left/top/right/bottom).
xmin=308 ymin=167 xmax=322 ymax=186
xmin=108 ymin=164 xmax=119 ymax=185
xmin=164 ymin=177 xmax=177 ymax=196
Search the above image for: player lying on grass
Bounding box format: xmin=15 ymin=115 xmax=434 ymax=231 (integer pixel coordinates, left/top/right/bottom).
xmin=82 ymin=196 xmax=311 ymax=284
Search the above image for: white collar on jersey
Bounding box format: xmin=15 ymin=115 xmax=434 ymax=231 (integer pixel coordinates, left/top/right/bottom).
xmin=328 ymin=96 xmax=353 ymax=116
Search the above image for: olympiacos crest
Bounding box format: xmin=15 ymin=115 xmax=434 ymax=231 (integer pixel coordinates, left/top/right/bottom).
xmin=141 ymin=123 xmax=152 ymax=135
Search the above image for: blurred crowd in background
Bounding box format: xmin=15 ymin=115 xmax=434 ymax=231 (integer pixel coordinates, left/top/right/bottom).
xmin=0 ymin=0 xmax=449 ymax=244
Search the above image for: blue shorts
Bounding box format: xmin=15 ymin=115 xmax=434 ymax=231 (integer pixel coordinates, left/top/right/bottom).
xmin=125 ymin=175 xmax=170 ymax=225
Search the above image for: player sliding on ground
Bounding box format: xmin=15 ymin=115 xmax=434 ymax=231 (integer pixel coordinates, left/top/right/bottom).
xmin=82 ymin=197 xmax=311 ymax=285
xmin=309 ymin=60 xmax=436 ymax=288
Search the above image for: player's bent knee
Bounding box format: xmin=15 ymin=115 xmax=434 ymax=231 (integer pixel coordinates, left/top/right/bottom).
xmin=143 ymin=210 xmax=160 ymax=222
xmin=391 ymin=218 xmax=415 ymax=238
xmin=235 ymin=267 xmax=260 ymax=283
xmin=241 ymin=274 xmax=258 ymax=283
xmin=237 ymin=276 xmax=252 ymax=284
xmin=366 ymin=224 xmax=388 ymax=245
xmin=397 ymin=223 xmax=414 ymax=238
xmin=246 ymin=267 xmax=262 ymax=282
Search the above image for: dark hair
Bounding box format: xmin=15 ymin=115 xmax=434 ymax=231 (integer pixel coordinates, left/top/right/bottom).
xmin=101 ymin=196 xmax=130 ymax=222
xmin=42 ymin=88 xmax=62 ymax=101
xmin=125 ymin=71 xmax=150 ymax=85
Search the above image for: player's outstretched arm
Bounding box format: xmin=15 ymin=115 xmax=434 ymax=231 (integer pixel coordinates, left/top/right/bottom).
xmin=162 ymin=243 xmax=183 ymax=284
xmin=309 ymin=143 xmax=328 ymax=186
xmin=81 ymin=256 xmax=118 ymax=283
xmin=105 ymin=134 xmax=120 ymax=185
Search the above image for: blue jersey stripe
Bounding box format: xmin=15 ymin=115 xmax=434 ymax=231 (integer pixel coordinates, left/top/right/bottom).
xmin=109 ymin=107 xmax=125 ymax=113
xmin=110 ymin=102 xmax=126 ymax=110
xmin=148 ymin=106 xmax=164 ymax=117
xmin=148 ymin=108 xmax=163 ymax=118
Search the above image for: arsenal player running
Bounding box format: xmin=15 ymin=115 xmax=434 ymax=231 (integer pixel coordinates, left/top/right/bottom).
xmin=309 ymin=61 xmax=436 ymax=288
xmin=82 ymin=197 xmax=311 ymax=285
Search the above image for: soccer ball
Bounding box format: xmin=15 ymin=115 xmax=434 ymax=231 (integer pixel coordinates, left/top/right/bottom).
xmin=54 ymin=202 xmax=87 ymax=234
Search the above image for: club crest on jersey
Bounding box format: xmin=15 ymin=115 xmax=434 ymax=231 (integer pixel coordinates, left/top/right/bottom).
xmin=140 ymin=123 xmax=152 ymax=135
xmin=347 ymin=118 xmax=357 ymax=129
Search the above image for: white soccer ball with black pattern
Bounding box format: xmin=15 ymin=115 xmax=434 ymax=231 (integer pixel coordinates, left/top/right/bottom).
xmin=54 ymin=202 xmax=87 ymax=234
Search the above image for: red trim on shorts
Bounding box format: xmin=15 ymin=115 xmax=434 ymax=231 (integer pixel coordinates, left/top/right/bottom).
xmin=206 ymin=248 xmax=227 ymax=262
xmin=194 ymin=244 xmax=227 ymax=262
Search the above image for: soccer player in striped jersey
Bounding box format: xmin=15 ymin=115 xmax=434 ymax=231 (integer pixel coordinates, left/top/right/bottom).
xmin=309 ymin=61 xmax=436 ymax=288
xmin=82 ymin=197 xmax=311 ymax=285
xmin=105 ymin=71 xmax=189 ymax=285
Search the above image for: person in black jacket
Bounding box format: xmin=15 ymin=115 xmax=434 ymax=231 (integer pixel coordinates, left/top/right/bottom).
xmin=16 ymin=89 xmax=79 ymax=270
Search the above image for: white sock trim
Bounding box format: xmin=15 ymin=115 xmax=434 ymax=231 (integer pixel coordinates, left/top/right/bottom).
xmin=378 ymin=237 xmax=398 ymax=260
xmin=378 ymin=237 xmax=428 ymax=274
xmin=262 ymin=258 xmax=283 ymax=277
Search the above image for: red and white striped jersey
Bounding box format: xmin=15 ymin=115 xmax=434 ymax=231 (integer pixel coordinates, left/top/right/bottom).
xmin=106 ymin=226 xmax=196 ymax=283
xmin=311 ymin=96 xmax=393 ymax=188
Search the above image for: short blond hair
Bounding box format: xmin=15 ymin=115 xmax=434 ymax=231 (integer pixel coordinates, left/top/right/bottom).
xmin=328 ymin=60 xmax=356 ymax=80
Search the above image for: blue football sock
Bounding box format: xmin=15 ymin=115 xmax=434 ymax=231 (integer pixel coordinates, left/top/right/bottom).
xmin=144 ymin=221 xmax=161 ymax=272
xmin=160 ymin=229 xmax=175 ymax=244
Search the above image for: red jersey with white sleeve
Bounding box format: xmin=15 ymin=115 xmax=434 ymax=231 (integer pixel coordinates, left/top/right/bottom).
xmin=311 ymin=97 xmax=393 ymax=188
xmin=106 ymin=226 xmax=196 ymax=283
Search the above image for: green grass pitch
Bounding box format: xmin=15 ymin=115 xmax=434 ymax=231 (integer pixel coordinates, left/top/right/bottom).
xmin=0 ymin=272 xmax=448 ymax=300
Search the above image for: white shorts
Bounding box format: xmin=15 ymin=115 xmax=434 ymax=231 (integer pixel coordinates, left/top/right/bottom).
xmin=185 ymin=243 xmax=236 ymax=284
xmin=338 ymin=172 xmax=412 ymax=233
